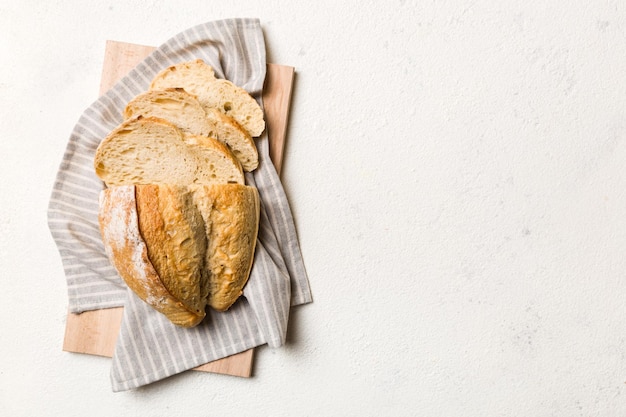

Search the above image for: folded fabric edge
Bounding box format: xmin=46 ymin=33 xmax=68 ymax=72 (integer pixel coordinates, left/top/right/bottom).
xmin=110 ymin=336 xmax=263 ymax=392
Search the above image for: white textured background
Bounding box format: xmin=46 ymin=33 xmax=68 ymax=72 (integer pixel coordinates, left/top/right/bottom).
xmin=2 ymin=0 xmax=626 ymax=415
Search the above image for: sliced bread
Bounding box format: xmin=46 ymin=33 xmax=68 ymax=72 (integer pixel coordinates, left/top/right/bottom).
xmin=149 ymin=59 xmax=265 ymax=137
xmin=94 ymin=116 xmax=244 ymax=187
xmin=204 ymin=108 xmax=258 ymax=171
xmin=123 ymin=88 xmax=216 ymax=137
xmin=124 ymin=88 xmax=259 ymax=171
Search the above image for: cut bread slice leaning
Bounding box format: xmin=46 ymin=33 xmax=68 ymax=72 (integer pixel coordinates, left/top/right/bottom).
xmin=123 ymin=89 xmax=259 ymax=171
xmin=94 ymin=116 xmax=244 ymax=187
xmin=205 ymin=107 xmax=258 ymax=171
xmin=98 ymin=183 xmax=260 ymax=327
xmin=149 ymin=59 xmax=265 ymax=137
xmin=123 ymin=88 xmax=216 ymax=137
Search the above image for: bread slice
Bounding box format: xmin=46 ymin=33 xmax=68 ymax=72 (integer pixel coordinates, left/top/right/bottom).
xmin=149 ymin=59 xmax=265 ymax=137
xmin=98 ymin=184 xmax=260 ymax=326
xmin=123 ymin=89 xmax=259 ymax=171
xmin=94 ymin=116 xmax=244 ymax=187
xmin=205 ymin=108 xmax=258 ymax=171
xmin=190 ymin=184 xmax=260 ymax=311
xmin=123 ymin=88 xmax=216 ymax=137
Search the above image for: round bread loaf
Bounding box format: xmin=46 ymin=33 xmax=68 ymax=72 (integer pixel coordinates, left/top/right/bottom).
xmin=99 ymin=184 xmax=260 ymax=327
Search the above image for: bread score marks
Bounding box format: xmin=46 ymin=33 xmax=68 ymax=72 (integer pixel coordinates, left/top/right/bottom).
xmin=98 ymin=185 xmax=205 ymax=328
xmin=150 ymin=59 xmax=265 ymax=137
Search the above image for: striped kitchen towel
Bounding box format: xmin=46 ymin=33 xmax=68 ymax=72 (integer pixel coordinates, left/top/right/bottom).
xmin=47 ymin=18 xmax=312 ymax=392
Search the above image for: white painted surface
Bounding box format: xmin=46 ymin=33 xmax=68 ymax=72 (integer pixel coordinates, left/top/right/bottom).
xmin=3 ymin=0 xmax=626 ymax=415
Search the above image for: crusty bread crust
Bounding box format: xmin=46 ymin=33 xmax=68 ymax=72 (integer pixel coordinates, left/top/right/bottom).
xmin=190 ymin=184 xmax=260 ymax=311
xmin=98 ymin=184 xmax=260 ymax=325
xmin=204 ymin=108 xmax=258 ymax=171
xmin=135 ymin=184 xmax=208 ymax=317
xmin=98 ymin=186 xmax=205 ymax=327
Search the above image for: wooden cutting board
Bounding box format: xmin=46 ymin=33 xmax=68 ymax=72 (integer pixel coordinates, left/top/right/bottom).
xmin=62 ymin=40 xmax=295 ymax=378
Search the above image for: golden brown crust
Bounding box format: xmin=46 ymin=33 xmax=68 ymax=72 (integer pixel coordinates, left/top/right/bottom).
xmin=135 ymin=185 xmax=208 ymax=317
xmin=190 ymin=184 xmax=260 ymax=311
xmin=98 ymin=186 xmax=205 ymax=327
xmin=96 ymin=61 xmax=264 ymax=327
xmin=98 ymin=184 xmax=259 ymax=326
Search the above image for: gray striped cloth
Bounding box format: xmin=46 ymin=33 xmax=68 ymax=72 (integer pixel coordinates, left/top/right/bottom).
xmin=47 ymin=18 xmax=312 ymax=392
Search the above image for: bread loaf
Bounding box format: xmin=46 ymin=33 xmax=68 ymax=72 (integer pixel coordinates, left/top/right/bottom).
xmin=150 ymin=59 xmax=265 ymax=137
xmin=96 ymin=60 xmax=264 ymax=327
xmin=98 ymin=185 xmax=206 ymax=327
xmin=123 ymin=89 xmax=259 ymax=171
xmin=99 ymin=184 xmax=260 ymax=326
xmin=94 ymin=116 xmax=244 ymax=187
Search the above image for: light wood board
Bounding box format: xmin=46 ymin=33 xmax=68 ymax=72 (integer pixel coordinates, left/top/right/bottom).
xmin=62 ymin=40 xmax=295 ymax=378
